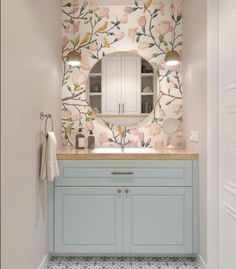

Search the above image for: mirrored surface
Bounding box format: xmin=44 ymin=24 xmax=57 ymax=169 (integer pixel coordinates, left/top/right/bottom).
xmin=87 ymin=52 xmax=158 ymax=126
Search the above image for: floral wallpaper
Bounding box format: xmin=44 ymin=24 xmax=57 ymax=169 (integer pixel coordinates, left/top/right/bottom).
xmin=61 ymin=0 xmax=183 ymax=148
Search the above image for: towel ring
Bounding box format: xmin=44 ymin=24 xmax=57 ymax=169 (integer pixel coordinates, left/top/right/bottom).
xmin=40 ymin=112 xmax=54 ymax=134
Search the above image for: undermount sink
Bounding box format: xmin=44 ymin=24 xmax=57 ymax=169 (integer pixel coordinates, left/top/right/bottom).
xmin=92 ymin=147 xmax=156 ymax=154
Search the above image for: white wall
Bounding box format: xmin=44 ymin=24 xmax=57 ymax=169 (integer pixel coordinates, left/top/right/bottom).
xmin=182 ymin=0 xmax=207 ymax=263
xmin=1 ymin=0 xmax=61 ymax=268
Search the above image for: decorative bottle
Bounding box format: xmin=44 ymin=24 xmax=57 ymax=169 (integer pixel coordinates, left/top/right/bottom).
xmin=75 ymin=128 xmax=85 ymax=149
xmin=87 ymin=130 xmax=95 ymax=149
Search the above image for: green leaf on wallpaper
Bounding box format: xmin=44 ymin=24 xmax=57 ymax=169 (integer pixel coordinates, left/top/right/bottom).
xmin=84 ymin=20 xmax=90 ymax=24
xmin=149 ymin=43 xmax=155 ymax=48
xmin=67 ymin=85 xmax=72 ymax=92
xmin=165 ymin=70 xmax=171 ymax=77
xmin=91 ymin=54 xmax=97 ymax=59
xmin=167 ymin=76 xmax=170 ymax=83
xmin=152 ymin=53 xmax=160 ymax=58
xmin=108 ymin=138 xmax=113 ymax=143
xmin=165 ymin=100 xmax=172 ymax=106
xmin=102 ymin=51 xmax=106 ymax=57
xmin=177 ymin=15 xmax=182 ymax=22
xmin=135 ymin=0 xmax=138 ymax=6
xmin=62 ymin=3 xmax=71 ymax=7
xmin=67 ymin=122 xmax=74 ymax=131
xmin=153 ymin=8 xmax=159 ymax=14
xmin=159 ymin=35 xmax=164 ymax=42
xmin=176 ymin=41 xmax=183 ymax=47
xmin=163 ymin=41 xmax=168 ymax=46
xmin=136 ymin=35 xmax=140 ymax=42
xmin=64 ymin=19 xmax=71 ymax=23
xmin=156 ymin=118 xmax=164 ymax=122
xmin=178 ymin=116 xmax=183 ymax=122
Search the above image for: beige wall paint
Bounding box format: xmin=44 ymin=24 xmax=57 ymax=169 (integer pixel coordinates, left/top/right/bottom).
xmin=182 ymin=0 xmax=207 ymax=263
xmin=1 ymin=0 xmax=61 ymax=268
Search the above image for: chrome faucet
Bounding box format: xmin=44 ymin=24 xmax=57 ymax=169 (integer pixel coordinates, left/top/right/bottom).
xmin=120 ymin=126 xmax=127 ymax=149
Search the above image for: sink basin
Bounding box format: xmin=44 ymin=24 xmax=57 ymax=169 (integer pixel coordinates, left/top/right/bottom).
xmin=92 ymin=147 xmax=156 ymax=154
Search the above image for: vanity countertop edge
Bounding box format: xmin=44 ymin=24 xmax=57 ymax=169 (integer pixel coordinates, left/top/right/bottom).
xmin=57 ymin=148 xmax=199 ymax=160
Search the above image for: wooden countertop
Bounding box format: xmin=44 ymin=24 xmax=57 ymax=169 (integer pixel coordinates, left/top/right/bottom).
xmin=57 ymin=148 xmax=199 ymax=160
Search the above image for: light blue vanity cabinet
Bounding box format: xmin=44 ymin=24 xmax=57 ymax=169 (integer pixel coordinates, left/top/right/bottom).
xmin=48 ymin=159 xmax=198 ymax=255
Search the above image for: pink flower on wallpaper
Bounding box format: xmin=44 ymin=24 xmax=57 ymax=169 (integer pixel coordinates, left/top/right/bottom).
xmin=62 ymin=139 xmax=69 ymax=147
xmin=71 ymin=0 xmax=79 ymax=7
xmin=71 ymin=71 xmax=85 ymax=85
xmin=159 ymin=108 xmax=166 ymax=118
xmin=174 ymin=104 xmax=182 ymax=116
xmin=128 ymin=140 xmax=139 ymax=147
xmin=138 ymin=16 xmax=146 ymax=27
xmin=99 ymin=132 xmax=109 ymax=145
xmin=115 ymin=32 xmax=125 ymax=41
xmin=155 ymin=141 xmax=164 ymax=148
xmin=63 ymin=109 xmax=72 ymax=118
xmin=172 ymin=4 xmax=182 ymax=17
xmin=138 ymin=42 xmax=149 ymax=49
xmin=156 ymin=21 xmax=173 ymax=36
xmin=138 ymin=132 xmax=144 ymax=142
xmin=149 ymin=123 xmax=161 ymax=136
xmin=129 ymin=126 xmax=140 ymax=135
xmin=72 ymin=114 xmax=80 ymax=121
xmin=128 ymin=28 xmax=138 ymax=41
xmin=86 ymin=121 xmax=94 ymax=132
xmin=89 ymin=42 xmax=98 ymax=51
xmin=119 ymin=14 xmax=128 ymax=24
xmin=89 ymin=1 xmax=99 ymax=12
xmin=62 ymin=36 xmax=69 ymax=50
xmin=99 ymin=7 xmax=110 ymax=19
xmin=80 ymin=55 xmax=90 ymax=71
xmin=124 ymin=6 xmax=135 ymax=14
xmin=156 ymin=1 xmax=165 ymax=15
xmin=65 ymin=21 xmax=80 ymax=34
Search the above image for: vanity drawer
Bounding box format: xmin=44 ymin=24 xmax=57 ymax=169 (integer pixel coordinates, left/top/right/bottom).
xmin=55 ymin=160 xmax=193 ymax=187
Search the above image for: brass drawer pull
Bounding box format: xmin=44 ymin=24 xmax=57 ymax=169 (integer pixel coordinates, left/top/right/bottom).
xmin=111 ymin=172 xmax=134 ymax=176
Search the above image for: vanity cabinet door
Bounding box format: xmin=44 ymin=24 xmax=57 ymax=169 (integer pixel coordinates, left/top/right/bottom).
xmin=123 ymin=187 xmax=193 ymax=254
xmin=102 ymin=56 xmax=122 ymax=115
xmin=54 ymin=187 xmax=123 ymax=253
xmin=122 ymin=56 xmax=141 ymax=115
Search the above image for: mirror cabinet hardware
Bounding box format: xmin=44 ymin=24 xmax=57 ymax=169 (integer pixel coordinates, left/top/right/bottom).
xmin=125 ymin=189 xmax=129 ymax=194
xmin=119 ymin=103 xmax=121 ymax=114
xmin=117 ymin=189 xmax=122 ymax=194
xmin=122 ymin=103 xmax=125 ymax=114
xmin=111 ymin=172 xmax=134 ymax=176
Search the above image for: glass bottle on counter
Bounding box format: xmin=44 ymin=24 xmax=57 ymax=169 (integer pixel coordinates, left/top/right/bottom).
xmin=75 ymin=128 xmax=85 ymax=149
xmin=87 ymin=130 xmax=95 ymax=149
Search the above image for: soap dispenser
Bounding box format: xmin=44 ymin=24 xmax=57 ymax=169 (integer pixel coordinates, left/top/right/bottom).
xmin=75 ymin=128 xmax=85 ymax=149
xmin=87 ymin=130 xmax=95 ymax=149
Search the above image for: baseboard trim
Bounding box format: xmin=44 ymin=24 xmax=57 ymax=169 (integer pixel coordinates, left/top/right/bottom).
xmin=38 ymin=255 xmax=49 ymax=269
xmin=197 ymin=255 xmax=207 ymax=269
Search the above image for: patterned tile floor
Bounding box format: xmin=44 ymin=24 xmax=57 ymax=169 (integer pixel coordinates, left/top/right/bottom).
xmin=47 ymin=256 xmax=199 ymax=269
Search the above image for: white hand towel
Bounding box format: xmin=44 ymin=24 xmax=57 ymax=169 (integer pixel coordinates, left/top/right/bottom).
xmin=40 ymin=132 xmax=47 ymax=180
xmin=46 ymin=132 xmax=59 ymax=181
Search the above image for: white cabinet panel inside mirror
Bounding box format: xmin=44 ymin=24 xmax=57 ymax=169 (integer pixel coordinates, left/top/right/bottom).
xmin=87 ymin=52 xmax=158 ymax=126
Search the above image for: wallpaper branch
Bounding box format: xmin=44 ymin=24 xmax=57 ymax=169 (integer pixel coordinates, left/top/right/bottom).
xmin=61 ymin=0 xmax=183 ymax=148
